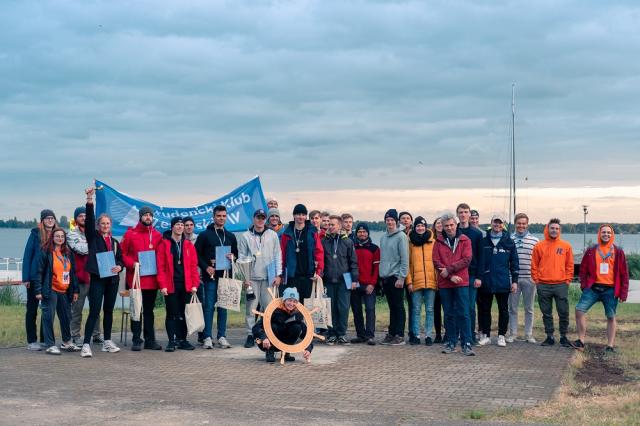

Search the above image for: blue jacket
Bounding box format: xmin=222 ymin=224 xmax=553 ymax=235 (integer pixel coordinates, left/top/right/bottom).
xmin=480 ymin=232 xmax=519 ymax=293
xmin=22 ymin=228 xmax=41 ymax=282
xmin=281 ymin=221 xmax=324 ymax=280
xmin=459 ymin=225 xmax=484 ymax=280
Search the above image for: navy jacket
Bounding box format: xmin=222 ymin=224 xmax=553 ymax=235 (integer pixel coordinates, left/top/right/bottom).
xmin=31 ymin=249 xmax=79 ymax=299
xmin=459 ymin=226 xmax=484 ymax=280
xmin=480 ymin=232 xmax=519 ymax=293
xmin=22 ymin=228 xmax=41 ymax=282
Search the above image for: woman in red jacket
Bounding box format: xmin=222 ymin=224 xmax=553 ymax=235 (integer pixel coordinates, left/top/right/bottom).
xmin=156 ymin=217 xmax=200 ymax=352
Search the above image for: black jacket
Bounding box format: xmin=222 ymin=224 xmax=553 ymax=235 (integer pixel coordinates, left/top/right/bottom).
xmin=321 ymin=233 xmax=359 ymax=284
xmin=252 ymin=307 xmax=313 ymax=352
xmin=84 ymin=202 xmax=124 ymax=284
xmin=194 ymin=224 xmax=238 ymax=279
xmin=31 ymin=249 xmax=79 ymax=298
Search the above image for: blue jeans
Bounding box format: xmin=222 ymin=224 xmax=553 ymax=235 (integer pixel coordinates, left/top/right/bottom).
xmin=468 ymin=276 xmax=478 ymax=340
xmin=576 ymin=285 xmax=619 ymax=319
xmin=41 ymin=291 xmax=72 ymax=347
xmin=203 ymin=279 xmax=228 ymax=339
xmin=440 ymin=286 xmax=471 ymax=348
xmin=411 ymin=289 xmax=436 ymax=339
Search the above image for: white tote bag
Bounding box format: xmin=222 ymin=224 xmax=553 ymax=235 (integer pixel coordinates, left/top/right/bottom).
xmin=185 ymin=293 xmax=205 ymax=336
xmin=129 ymin=262 xmax=143 ymax=321
xmin=216 ymin=266 xmax=243 ymax=312
xmin=304 ymin=277 xmax=332 ymax=329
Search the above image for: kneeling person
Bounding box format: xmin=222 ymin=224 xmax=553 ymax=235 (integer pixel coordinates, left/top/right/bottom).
xmin=252 ymin=288 xmax=313 ymax=363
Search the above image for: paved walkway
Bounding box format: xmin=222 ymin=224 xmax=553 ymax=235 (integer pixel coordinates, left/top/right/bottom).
xmin=626 ymin=279 xmax=640 ymax=303
xmin=0 ymin=330 xmax=571 ymax=425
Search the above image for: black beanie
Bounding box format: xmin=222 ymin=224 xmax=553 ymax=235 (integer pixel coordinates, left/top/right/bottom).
xmin=355 ymin=222 xmax=370 ymax=235
xmin=40 ymin=209 xmax=56 ymax=221
xmin=73 ymin=206 xmax=86 ymax=221
xmin=292 ymin=204 xmax=308 ymax=216
xmin=384 ymin=209 xmax=398 ymax=223
xmin=139 ymin=206 xmax=154 ymax=219
xmin=171 ymin=217 xmax=184 ymax=228
xmin=414 ymin=216 xmax=427 ymax=228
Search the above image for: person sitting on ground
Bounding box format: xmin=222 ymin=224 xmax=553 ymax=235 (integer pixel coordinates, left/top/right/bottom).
xmin=252 ymin=288 xmax=313 ymax=363
xmin=572 ymin=224 xmax=629 ymax=353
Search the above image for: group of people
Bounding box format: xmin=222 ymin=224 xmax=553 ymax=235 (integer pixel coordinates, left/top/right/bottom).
xmin=22 ymin=193 xmax=630 ymax=361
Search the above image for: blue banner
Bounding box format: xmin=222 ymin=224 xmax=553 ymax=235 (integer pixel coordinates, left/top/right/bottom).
xmin=95 ymin=177 xmax=267 ymax=236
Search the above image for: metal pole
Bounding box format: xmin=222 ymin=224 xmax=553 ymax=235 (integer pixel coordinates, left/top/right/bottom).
xmin=582 ymin=205 xmax=589 ymax=250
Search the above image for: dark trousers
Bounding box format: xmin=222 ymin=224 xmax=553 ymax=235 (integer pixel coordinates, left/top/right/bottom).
xmin=25 ymin=284 xmax=43 ymax=344
xmin=258 ymin=322 xmax=304 ymax=353
xmin=434 ymin=290 xmax=443 ymax=338
xmin=325 ymin=282 xmax=351 ymax=337
xmin=440 ymin=286 xmax=471 ymax=347
xmin=382 ymin=277 xmax=405 ymax=337
xmin=83 ymin=275 xmax=119 ymax=344
xmin=165 ymin=288 xmax=189 ymax=342
xmin=41 ymin=291 xmax=72 ymax=347
xmin=537 ymin=283 xmax=569 ymax=336
xmin=196 ymin=283 xmax=204 ymax=341
xmin=283 ymin=276 xmax=313 ymax=302
xmin=405 ymin=286 xmax=414 ymax=337
xmin=477 ymin=291 xmax=509 ymax=337
xmin=131 ymin=289 xmax=157 ymax=344
xmin=350 ymin=286 xmax=376 ymax=339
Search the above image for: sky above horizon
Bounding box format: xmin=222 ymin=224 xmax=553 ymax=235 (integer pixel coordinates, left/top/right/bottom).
xmin=1 ymin=1 xmax=639 ymax=223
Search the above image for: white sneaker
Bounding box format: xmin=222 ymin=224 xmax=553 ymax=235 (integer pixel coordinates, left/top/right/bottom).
xmin=478 ymin=335 xmax=491 ymax=346
xmin=102 ymin=340 xmax=121 ymax=353
xmin=505 ymin=334 xmax=515 ymax=343
xmin=81 ymin=344 xmax=93 ymax=358
xmin=203 ymin=337 xmax=214 ymax=349
xmin=61 ymin=341 xmax=81 ymax=352
xmin=45 ymin=346 xmax=61 ymax=355
xmin=497 ymin=335 xmax=507 ymax=347
xmin=217 ymin=337 xmax=231 ymax=349
xmin=525 ymin=335 xmax=537 ymax=344
xmin=27 ymin=342 xmax=42 ymax=351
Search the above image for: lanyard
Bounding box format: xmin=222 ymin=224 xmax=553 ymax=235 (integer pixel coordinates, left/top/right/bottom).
xmin=174 ymin=239 xmax=182 ymax=264
xmin=333 ymin=236 xmax=339 ymax=257
xmin=55 ymin=250 xmax=69 ymax=271
xmin=215 ymin=228 xmax=226 ymax=246
xmin=251 ymin=230 xmax=263 ymax=253
xmin=294 ymin=228 xmax=304 ymax=251
xmin=597 ymin=246 xmax=614 ymax=261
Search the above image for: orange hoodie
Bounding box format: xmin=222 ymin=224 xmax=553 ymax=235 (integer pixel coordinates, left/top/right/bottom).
xmin=594 ymin=224 xmax=616 ymax=285
xmin=531 ymin=224 xmax=574 ymax=284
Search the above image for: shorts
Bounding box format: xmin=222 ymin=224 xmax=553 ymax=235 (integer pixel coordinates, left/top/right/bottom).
xmin=576 ymin=284 xmax=618 ymax=319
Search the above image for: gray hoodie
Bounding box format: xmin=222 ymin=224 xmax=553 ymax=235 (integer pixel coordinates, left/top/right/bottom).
xmin=379 ymin=227 xmax=409 ymax=279
xmin=238 ymin=228 xmax=283 ymax=280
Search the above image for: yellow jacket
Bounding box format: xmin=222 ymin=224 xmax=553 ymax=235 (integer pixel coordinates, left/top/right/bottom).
xmin=406 ymin=240 xmax=438 ymax=290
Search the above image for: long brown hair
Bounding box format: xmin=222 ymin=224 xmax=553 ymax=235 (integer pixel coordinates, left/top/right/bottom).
xmin=38 ymin=220 xmax=58 ymax=248
xmin=44 ymin=227 xmax=71 ymax=257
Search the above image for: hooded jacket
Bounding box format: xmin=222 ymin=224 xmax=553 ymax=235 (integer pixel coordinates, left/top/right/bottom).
xmin=238 ymin=227 xmax=283 ymax=280
xmin=280 ymin=220 xmax=324 ymax=279
xmin=480 ymin=231 xmax=519 ymax=293
xmin=579 ymin=225 xmax=629 ymax=301
xmin=432 ymin=230 xmax=472 ymax=288
xmin=379 ymin=227 xmax=409 ymax=280
xmin=354 ymin=237 xmax=380 ymax=286
xmin=121 ymin=222 xmax=163 ymax=290
xmin=194 ymin=223 xmax=239 ymax=280
xmin=405 ymin=230 xmax=438 ymax=291
xmin=31 ymin=249 xmax=79 ymax=299
xmin=22 ymin=228 xmax=43 ymax=283
xmin=531 ymin=224 xmax=574 ymax=285
xmin=321 ymin=233 xmax=359 ymax=284
xmin=156 ymin=231 xmax=200 ymax=294
xmin=83 ymin=202 xmax=123 ymax=285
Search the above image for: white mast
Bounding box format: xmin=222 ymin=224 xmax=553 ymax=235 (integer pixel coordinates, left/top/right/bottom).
xmin=509 ymin=83 xmax=516 ymax=229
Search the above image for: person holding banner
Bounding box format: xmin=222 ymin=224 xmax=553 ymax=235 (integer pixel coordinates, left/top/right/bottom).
xmin=121 ymin=206 xmax=163 ymax=351
xmin=238 ymin=209 xmax=283 ymax=348
xmin=280 ymin=204 xmax=324 ymax=303
xmin=79 ymin=188 xmax=124 ymax=358
xmin=156 ymin=217 xmax=200 ymax=352
xmin=195 ymin=205 xmax=239 ymax=350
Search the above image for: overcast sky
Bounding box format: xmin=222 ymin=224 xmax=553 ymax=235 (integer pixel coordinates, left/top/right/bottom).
xmin=1 ymin=1 xmax=639 ymax=223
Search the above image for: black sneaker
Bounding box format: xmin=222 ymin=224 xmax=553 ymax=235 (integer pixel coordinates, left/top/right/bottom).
xmin=366 ymin=338 xmax=376 ymax=346
xmin=570 ymin=339 xmax=585 ymax=352
xmin=131 ymin=341 xmax=142 ymax=351
xmin=336 ymin=336 xmax=350 ymax=345
xmin=92 ymin=336 xmax=104 ymax=344
xmin=541 ymin=335 xmax=555 ymax=346
xmin=284 ymin=354 xmax=295 ymax=362
xmin=265 ymin=350 xmax=276 ymax=363
xmin=461 ymin=344 xmax=476 ymax=356
xmin=425 ymin=337 xmax=433 ymax=346
xmin=165 ymin=341 xmax=176 ymax=352
xmin=605 ymin=346 xmax=616 ymax=354
xmin=197 ymin=334 xmax=204 ymax=345
xmin=244 ymin=335 xmax=255 ymax=348
xmin=433 ymin=335 xmax=443 ymax=344
xmin=178 ymin=340 xmax=195 ymax=350
xmin=409 ymin=336 xmax=421 ymax=345
xmin=390 ymin=336 xmax=406 ymax=346
xmin=379 ymin=334 xmax=394 ymax=345
xmin=559 ymin=336 xmax=571 ymax=347
xmin=441 ymin=345 xmax=455 ymax=354
xmin=326 ymin=336 xmax=337 ymax=346
xmin=144 ymin=341 xmax=162 ymax=350
xmin=350 ymin=336 xmax=367 ymax=344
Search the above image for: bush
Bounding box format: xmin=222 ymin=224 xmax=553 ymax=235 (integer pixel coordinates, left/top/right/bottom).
xmin=627 ymin=254 xmax=640 ymax=280
xmin=0 ymin=286 xmax=22 ymax=305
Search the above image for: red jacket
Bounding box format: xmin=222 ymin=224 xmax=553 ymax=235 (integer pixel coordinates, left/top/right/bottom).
xmin=355 ymin=239 xmax=380 ymax=286
xmin=432 ymin=232 xmax=472 ymax=289
xmin=579 ymin=245 xmax=629 ymax=302
xmin=121 ymin=222 xmax=163 ymax=290
xmin=156 ymin=236 xmax=200 ymax=294
xmin=72 ymin=252 xmax=90 ymax=285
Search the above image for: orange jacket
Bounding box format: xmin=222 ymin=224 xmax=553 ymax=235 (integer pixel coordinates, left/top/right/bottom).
xmin=531 ymin=224 xmax=574 ymax=284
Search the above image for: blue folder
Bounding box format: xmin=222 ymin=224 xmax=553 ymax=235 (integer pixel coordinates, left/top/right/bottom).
xmin=96 ymin=251 xmax=116 ymax=278
xmin=343 ymin=272 xmax=353 ymax=290
xmin=138 ymin=250 xmax=157 ymax=276
xmin=215 ymin=246 xmax=231 ymax=270
xmin=267 ymin=260 xmax=277 ymax=285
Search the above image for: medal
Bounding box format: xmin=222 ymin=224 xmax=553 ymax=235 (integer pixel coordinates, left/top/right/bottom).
xmin=178 ymin=260 xmax=181 ymax=265
xmin=296 ymin=248 xmax=300 ymax=253
xmin=333 ymin=254 xmax=337 ymax=259
xmin=149 ymin=244 xmax=153 ymax=249
xmin=256 ymin=251 xmax=261 ymax=256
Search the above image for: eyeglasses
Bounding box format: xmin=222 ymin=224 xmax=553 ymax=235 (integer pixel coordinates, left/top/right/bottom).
xmin=43 ymin=217 xmax=55 ymax=221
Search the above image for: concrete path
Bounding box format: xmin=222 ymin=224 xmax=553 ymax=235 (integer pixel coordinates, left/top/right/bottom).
xmin=626 ymin=279 xmax=640 ymax=303
xmin=0 ymin=329 xmax=572 ymax=424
